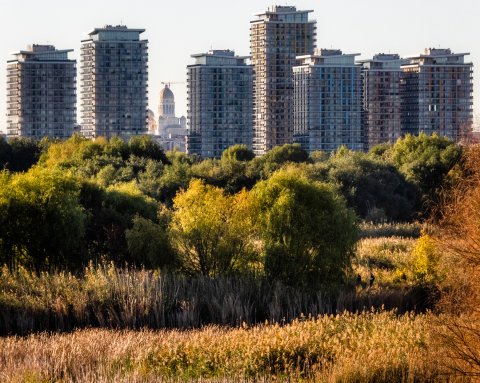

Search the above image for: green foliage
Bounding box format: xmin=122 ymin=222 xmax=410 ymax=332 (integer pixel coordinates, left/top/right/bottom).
xmin=289 ymin=150 xmax=421 ymax=222
xmin=221 ymin=144 xmax=255 ymax=162
xmin=191 ymin=158 xmax=258 ymax=195
xmin=368 ymin=142 xmax=393 ymax=159
xmin=263 ymin=144 xmax=310 ymax=164
xmin=387 ymin=133 xmax=462 ymax=210
xmin=251 ymin=169 xmax=358 ymax=290
xmin=252 ymin=144 xmax=310 ymax=179
xmin=0 ymin=168 xmax=86 ymax=270
xmin=169 ymin=179 xmax=255 ymax=277
xmin=125 ymin=212 xmax=175 ymax=269
xmin=128 ymin=135 xmax=169 ymax=164
xmin=81 ymin=181 xmax=159 ymax=263
xmin=322 ymin=150 xmax=421 ymax=222
xmin=157 ymin=153 xmax=192 ymax=203
xmin=309 ymin=150 xmax=329 ymax=163
xmin=0 ymin=137 xmax=42 ymax=172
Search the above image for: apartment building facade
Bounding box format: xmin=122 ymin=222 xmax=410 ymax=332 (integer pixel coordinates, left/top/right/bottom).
xmin=6 ymin=45 xmax=76 ymax=139
xmin=293 ymin=49 xmax=363 ymax=153
xmin=80 ymin=25 xmax=148 ymax=139
xmin=401 ymin=48 xmax=473 ymax=142
xmin=186 ymin=50 xmax=253 ymax=158
xmin=361 ymin=54 xmax=405 ymax=150
xmin=250 ymin=5 xmax=316 ymax=155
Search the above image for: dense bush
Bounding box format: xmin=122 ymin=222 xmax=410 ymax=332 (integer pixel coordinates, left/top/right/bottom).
xmin=307 ymin=150 xmax=421 ymax=221
xmin=251 ymin=169 xmax=358 ymax=290
xmin=0 ymin=136 xmax=43 ymax=172
xmin=387 ymin=133 xmax=462 ymax=213
xmin=0 ymin=168 xmax=86 ymax=270
xmin=169 ymin=179 xmax=255 ymax=277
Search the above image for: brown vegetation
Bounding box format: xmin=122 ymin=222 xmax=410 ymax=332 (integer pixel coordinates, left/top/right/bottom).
xmin=0 ymin=259 xmax=434 ymax=336
xmin=433 ymin=145 xmax=480 ymax=378
xmin=0 ymin=312 xmax=440 ymax=383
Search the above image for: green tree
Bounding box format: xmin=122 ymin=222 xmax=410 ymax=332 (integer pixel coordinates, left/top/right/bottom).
xmin=251 ymin=169 xmax=358 ymax=290
xmin=0 ymin=137 xmax=42 ymax=172
xmin=128 ymin=135 xmax=169 ymax=164
xmin=252 ymin=144 xmax=311 ymax=179
xmin=191 ymin=157 xmax=258 ymax=195
xmin=221 ymin=144 xmax=255 ymax=162
xmin=157 ymin=152 xmax=192 ymax=204
xmin=388 ymin=133 xmax=462 ymax=211
xmin=0 ymin=168 xmax=86 ymax=269
xmin=319 ymin=150 xmax=421 ymax=221
xmin=79 ymin=180 xmax=159 ymax=263
xmin=169 ymin=179 xmax=255 ymax=277
xmin=125 ymin=207 xmax=175 ymax=269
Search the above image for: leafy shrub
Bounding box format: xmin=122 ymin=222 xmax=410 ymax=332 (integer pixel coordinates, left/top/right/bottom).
xmin=251 ymin=169 xmax=358 ymax=290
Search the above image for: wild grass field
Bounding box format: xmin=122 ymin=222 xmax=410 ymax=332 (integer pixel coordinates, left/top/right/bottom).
xmin=0 ymin=228 xmax=434 ymax=336
xmin=0 ymin=311 xmax=441 ymax=383
xmin=1 ymin=230 xmax=457 ymax=383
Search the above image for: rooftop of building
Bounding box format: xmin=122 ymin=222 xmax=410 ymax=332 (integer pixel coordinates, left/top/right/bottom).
xmin=296 ymin=49 xmax=360 ymax=66
xmin=189 ymin=50 xmax=250 ymax=66
xmin=358 ymin=53 xmax=407 ymax=69
xmin=88 ymin=25 xmax=145 ymax=35
xmin=191 ymin=50 xmax=239 ymax=59
xmin=9 ymin=44 xmax=74 ymax=62
xmin=403 ymin=48 xmax=471 ymax=66
xmin=83 ymin=25 xmax=146 ymax=42
xmin=252 ymin=5 xmax=314 ymax=22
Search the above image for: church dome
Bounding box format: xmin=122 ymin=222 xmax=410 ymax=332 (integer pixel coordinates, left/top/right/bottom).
xmin=159 ymin=84 xmax=175 ymax=118
xmin=159 ymin=85 xmax=174 ymax=102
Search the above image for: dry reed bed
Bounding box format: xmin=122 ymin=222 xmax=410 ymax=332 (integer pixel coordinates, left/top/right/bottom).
xmin=0 ymin=255 xmax=436 ymax=336
xmin=0 ymin=311 xmax=443 ymax=383
xmin=354 ymin=236 xmax=417 ymax=285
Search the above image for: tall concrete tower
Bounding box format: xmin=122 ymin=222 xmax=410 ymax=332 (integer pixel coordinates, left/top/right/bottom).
xmin=80 ymin=25 xmax=148 ymax=140
xmin=250 ymin=5 xmax=316 ymax=155
xmin=361 ymin=54 xmax=406 ymax=151
xmin=187 ymin=50 xmax=253 ymax=158
xmin=293 ymin=49 xmax=363 ymax=153
xmin=6 ymin=44 xmax=76 ymax=139
xmin=401 ymin=48 xmax=473 ymax=142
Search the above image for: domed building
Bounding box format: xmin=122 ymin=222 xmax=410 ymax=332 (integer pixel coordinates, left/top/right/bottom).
xmin=159 ymin=85 xmax=175 ymax=118
xmin=153 ymin=84 xmax=187 ymax=152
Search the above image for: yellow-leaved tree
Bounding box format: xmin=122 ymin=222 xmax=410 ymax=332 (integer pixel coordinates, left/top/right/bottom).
xmin=169 ymin=179 xmax=255 ymax=277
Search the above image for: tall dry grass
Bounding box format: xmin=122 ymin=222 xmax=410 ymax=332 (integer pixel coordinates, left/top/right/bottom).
xmin=354 ymin=236 xmax=416 ymax=285
xmin=0 ymin=311 xmax=444 ymax=383
xmin=359 ymin=222 xmax=421 ymax=239
xmin=0 ymin=258 xmax=437 ymax=336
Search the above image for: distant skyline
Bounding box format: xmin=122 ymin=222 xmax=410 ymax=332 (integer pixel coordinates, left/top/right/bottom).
xmin=1 ymin=0 xmax=478 ymax=133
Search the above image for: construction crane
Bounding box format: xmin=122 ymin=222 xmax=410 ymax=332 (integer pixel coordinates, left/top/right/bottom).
xmin=161 ymin=81 xmax=185 ymax=87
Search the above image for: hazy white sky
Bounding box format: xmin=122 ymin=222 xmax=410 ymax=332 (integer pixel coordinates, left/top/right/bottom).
xmin=1 ymin=0 xmax=478 ymax=133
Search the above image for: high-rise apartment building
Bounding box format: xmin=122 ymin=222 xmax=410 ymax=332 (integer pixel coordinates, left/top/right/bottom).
xmin=186 ymin=50 xmax=253 ymax=158
xmin=361 ymin=54 xmax=405 ymax=150
xmin=80 ymin=25 xmax=148 ymax=139
xmin=293 ymin=49 xmax=363 ymax=153
xmin=251 ymin=5 xmax=316 ymax=156
xmin=401 ymin=48 xmax=473 ymax=142
xmin=6 ymin=45 xmax=76 ymax=139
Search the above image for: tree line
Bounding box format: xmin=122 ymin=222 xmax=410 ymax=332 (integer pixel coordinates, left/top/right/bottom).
xmin=0 ymin=133 xmax=462 ymax=290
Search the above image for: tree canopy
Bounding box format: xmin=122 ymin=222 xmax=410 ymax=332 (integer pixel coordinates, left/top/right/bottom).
xmin=169 ymin=179 xmax=255 ymax=277
xmin=251 ymin=169 xmax=358 ymax=289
